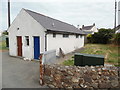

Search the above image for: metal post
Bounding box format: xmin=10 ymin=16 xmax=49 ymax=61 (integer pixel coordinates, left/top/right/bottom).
xmin=8 ymin=0 xmax=10 ymax=27
xmin=114 ymin=0 xmax=117 ymax=32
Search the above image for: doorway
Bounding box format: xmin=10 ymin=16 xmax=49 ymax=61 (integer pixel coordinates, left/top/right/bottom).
xmin=17 ymin=36 xmax=22 ymax=56
xmin=34 ymin=36 xmax=40 ymax=59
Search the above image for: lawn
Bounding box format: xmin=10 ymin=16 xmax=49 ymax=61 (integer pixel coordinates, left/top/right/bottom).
xmin=0 ymin=41 xmax=8 ymax=50
xmin=0 ymin=36 xmax=8 ymax=51
xmin=63 ymin=44 xmax=120 ymax=66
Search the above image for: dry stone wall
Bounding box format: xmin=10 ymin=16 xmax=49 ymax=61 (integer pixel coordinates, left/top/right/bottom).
xmin=43 ymin=64 xmax=120 ymax=89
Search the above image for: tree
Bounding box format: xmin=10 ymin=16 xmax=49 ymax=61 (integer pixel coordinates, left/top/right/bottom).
xmin=87 ymin=28 xmax=114 ymax=44
xmin=2 ymin=31 xmax=8 ymax=35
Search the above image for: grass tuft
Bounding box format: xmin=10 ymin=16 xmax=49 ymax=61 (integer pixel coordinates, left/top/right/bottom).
xmin=63 ymin=44 xmax=119 ymax=66
xmin=62 ymin=59 xmax=74 ymax=66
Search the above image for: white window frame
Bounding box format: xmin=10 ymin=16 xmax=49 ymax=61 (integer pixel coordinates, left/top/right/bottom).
xmin=25 ymin=36 xmax=29 ymax=46
xmin=63 ymin=34 xmax=69 ymax=38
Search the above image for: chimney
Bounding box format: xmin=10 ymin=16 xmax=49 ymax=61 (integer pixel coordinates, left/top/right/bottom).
xmin=93 ymin=23 xmax=95 ymax=26
xmin=82 ymin=25 xmax=84 ymax=28
xmin=77 ymin=25 xmax=80 ymax=29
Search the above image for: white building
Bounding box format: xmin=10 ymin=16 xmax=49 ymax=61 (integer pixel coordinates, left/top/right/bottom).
xmin=8 ymin=9 xmax=85 ymax=60
xmin=80 ymin=23 xmax=98 ymax=35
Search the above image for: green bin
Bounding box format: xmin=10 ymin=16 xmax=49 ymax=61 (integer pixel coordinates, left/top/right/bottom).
xmin=83 ymin=54 xmax=104 ymax=66
xmin=74 ymin=53 xmax=84 ymax=66
xmin=74 ymin=53 xmax=104 ymax=66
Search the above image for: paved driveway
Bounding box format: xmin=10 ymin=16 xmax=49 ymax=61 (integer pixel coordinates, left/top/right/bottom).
xmin=2 ymin=51 xmax=47 ymax=88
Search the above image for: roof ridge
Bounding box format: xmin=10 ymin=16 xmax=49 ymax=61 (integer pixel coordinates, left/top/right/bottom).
xmin=24 ymin=9 xmax=76 ymax=28
xmin=83 ymin=25 xmax=94 ymax=27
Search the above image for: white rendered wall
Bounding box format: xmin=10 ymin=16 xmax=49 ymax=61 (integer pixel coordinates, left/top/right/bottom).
xmin=91 ymin=26 xmax=98 ymax=33
xmin=47 ymin=34 xmax=84 ymax=55
xmin=0 ymin=32 xmax=1 ymax=36
xmin=8 ymin=9 xmax=46 ymax=59
xmin=118 ymin=1 xmax=120 ymax=25
xmin=83 ymin=26 xmax=98 ymax=34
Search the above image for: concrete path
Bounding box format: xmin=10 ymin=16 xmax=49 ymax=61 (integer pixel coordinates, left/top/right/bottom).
xmin=56 ymin=47 xmax=85 ymax=64
xmin=2 ymin=51 xmax=47 ymax=88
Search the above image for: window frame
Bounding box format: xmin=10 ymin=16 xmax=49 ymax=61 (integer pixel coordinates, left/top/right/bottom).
xmin=25 ymin=36 xmax=29 ymax=46
xmin=53 ymin=33 xmax=56 ymax=38
xmin=63 ymin=34 xmax=69 ymax=38
xmin=80 ymin=35 xmax=82 ymax=38
xmin=76 ymin=34 xmax=79 ymax=38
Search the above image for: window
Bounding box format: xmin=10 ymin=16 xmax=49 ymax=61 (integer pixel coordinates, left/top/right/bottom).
xmin=25 ymin=36 xmax=29 ymax=46
xmin=76 ymin=35 xmax=79 ymax=38
xmin=63 ymin=34 xmax=69 ymax=38
xmin=53 ymin=33 xmax=56 ymax=38
xmin=80 ymin=35 xmax=82 ymax=38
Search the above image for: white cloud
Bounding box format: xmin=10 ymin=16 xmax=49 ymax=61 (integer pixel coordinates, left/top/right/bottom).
xmin=1 ymin=0 xmax=118 ymax=30
xmin=1 ymin=0 xmax=117 ymax=3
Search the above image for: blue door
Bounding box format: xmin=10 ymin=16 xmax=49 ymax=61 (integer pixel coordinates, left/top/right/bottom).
xmin=34 ymin=37 xmax=40 ymax=60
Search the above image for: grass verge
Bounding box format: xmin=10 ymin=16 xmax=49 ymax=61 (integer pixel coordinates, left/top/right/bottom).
xmin=0 ymin=41 xmax=8 ymax=51
xmin=62 ymin=44 xmax=119 ymax=66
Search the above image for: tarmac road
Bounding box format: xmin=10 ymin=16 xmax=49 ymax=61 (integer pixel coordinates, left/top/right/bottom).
xmin=2 ymin=51 xmax=47 ymax=88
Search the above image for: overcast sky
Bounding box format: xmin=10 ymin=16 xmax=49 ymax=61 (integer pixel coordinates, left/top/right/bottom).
xmin=0 ymin=0 xmax=120 ymax=31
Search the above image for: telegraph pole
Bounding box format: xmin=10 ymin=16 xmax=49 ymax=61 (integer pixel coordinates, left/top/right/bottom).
xmin=8 ymin=0 xmax=10 ymax=27
xmin=114 ymin=0 xmax=117 ymax=32
xmin=6 ymin=0 xmax=10 ymax=47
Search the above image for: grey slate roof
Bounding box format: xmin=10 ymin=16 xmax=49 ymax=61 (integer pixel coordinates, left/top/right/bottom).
xmin=83 ymin=31 xmax=93 ymax=35
xmin=24 ymin=9 xmax=84 ymax=34
xmin=82 ymin=25 xmax=94 ymax=30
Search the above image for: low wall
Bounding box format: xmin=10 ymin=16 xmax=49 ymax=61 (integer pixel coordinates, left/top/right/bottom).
xmin=42 ymin=50 xmax=56 ymax=64
xmin=43 ymin=64 xmax=120 ymax=89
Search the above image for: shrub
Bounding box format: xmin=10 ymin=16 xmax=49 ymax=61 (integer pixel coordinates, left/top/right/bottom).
xmin=87 ymin=28 xmax=114 ymax=44
xmin=112 ymin=33 xmax=120 ymax=45
xmin=2 ymin=31 xmax=8 ymax=35
xmin=87 ymin=34 xmax=92 ymax=43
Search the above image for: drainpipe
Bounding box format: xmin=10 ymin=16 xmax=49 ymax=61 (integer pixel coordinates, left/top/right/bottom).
xmin=45 ymin=33 xmax=47 ymax=51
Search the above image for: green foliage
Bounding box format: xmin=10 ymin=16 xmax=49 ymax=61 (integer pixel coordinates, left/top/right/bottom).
xmin=62 ymin=59 xmax=74 ymax=66
xmin=0 ymin=35 xmax=9 ymax=50
xmin=62 ymin=44 xmax=119 ymax=66
xmin=81 ymin=44 xmax=119 ymax=65
xmin=111 ymin=33 xmax=120 ymax=45
xmin=2 ymin=31 xmax=8 ymax=35
xmin=87 ymin=34 xmax=92 ymax=43
xmin=87 ymin=28 xmax=114 ymax=44
xmin=114 ymin=64 xmax=120 ymax=67
xmin=0 ymin=41 xmax=8 ymax=50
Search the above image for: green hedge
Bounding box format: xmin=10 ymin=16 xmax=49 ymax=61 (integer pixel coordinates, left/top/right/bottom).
xmin=87 ymin=28 xmax=114 ymax=44
xmin=112 ymin=33 xmax=120 ymax=45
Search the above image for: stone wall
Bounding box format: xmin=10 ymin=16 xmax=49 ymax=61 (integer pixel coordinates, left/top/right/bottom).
xmin=43 ymin=64 xmax=120 ymax=89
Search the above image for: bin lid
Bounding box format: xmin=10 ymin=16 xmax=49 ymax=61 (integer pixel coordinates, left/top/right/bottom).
xmin=75 ymin=53 xmax=84 ymax=55
xmin=75 ymin=53 xmax=104 ymax=58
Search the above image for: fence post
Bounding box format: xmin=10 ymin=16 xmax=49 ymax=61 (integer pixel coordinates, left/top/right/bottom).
xmin=39 ymin=54 xmax=44 ymax=85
